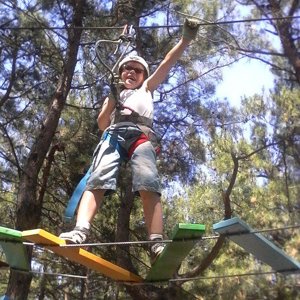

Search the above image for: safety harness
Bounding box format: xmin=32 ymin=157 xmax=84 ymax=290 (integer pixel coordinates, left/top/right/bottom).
xmin=64 ymin=129 xmax=156 ymax=222
xmin=64 ymin=26 xmax=158 ymax=222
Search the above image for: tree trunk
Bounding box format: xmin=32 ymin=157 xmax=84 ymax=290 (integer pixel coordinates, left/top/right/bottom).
xmin=268 ymin=0 xmax=300 ymax=84
xmin=6 ymin=1 xmax=85 ymax=298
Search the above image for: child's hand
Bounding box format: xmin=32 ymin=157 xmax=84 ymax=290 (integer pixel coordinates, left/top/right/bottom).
xmin=182 ymin=18 xmax=200 ymax=41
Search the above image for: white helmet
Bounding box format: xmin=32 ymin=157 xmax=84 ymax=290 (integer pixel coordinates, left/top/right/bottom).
xmin=118 ymin=55 xmax=150 ymax=77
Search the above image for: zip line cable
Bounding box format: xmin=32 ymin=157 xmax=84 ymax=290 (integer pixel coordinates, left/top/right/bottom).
xmin=1 ymin=15 xmax=299 ymax=31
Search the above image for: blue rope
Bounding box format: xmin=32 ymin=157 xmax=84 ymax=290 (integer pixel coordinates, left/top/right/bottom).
xmin=64 ymin=132 xmax=127 ymax=222
xmin=64 ymin=167 xmax=92 ymax=222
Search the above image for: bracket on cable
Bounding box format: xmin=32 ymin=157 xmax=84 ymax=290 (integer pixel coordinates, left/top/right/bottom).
xmin=95 ymin=24 xmax=135 ymax=101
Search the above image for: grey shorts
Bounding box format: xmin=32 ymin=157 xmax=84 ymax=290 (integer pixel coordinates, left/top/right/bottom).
xmin=85 ymin=123 xmax=161 ymax=196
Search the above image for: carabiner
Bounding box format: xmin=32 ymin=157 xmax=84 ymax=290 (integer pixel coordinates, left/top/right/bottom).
xmin=95 ymin=24 xmax=135 ymax=76
xmin=94 ymin=24 xmax=136 ymax=103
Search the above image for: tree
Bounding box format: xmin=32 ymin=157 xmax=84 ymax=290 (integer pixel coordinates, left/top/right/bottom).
xmin=1 ymin=0 xmax=86 ymax=298
xmin=0 ymin=0 xmax=299 ymax=299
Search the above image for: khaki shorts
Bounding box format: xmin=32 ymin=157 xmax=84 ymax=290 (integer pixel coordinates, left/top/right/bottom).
xmin=85 ymin=123 xmax=161 ymax=196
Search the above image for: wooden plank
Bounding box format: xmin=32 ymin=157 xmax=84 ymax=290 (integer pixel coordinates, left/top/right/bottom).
xmin=0 ymin=226 xmax=30 ymax=271
xmin=146 ymin=223 xmax=205 ymax=281
xmin=22 ymin=229 xmax=142 ymax=282
xmin=213 ymin=217 xmax=300 ymax=274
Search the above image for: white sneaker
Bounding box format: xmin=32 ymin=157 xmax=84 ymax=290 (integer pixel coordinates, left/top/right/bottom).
xmin=59 ymin=227 xmax=89 ymax=244
xmin=150 ymin=241 xmax=165 ymax=264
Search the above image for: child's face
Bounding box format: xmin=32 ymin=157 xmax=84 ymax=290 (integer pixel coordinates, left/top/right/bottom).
xmin=120 ymin=62 xmax=146 ymax=89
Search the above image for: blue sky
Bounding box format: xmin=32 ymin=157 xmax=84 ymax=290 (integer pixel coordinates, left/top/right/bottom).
xmin=216 ymin=58 xmax=275 ymax=107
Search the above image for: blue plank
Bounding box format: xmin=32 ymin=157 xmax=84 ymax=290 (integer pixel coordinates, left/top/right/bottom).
xmin=146 ymin=223 xmax=205 ymax=281
xmin=0 ymin=295 xmax=10 ymax=300
xmin=213 ymin=217 xmax=300 ymax=274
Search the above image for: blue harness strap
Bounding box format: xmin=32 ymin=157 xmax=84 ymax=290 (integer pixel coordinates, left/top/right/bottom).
xmin=64 ymin=132 xmax=127 ymax=222
xmin=64 ymin=167 xmax=92 ymax=222
xmin=102 ymin=131 xmax=128 ymax=160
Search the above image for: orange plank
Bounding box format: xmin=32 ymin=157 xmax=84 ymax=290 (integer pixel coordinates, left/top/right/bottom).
xmin=22 ymin=229 xmax=142 ymax=282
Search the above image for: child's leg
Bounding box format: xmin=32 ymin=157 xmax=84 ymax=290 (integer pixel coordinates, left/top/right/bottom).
xmin=59 ymin=189 xmax=105 ymax=243
xmin=130 ymin=141 xmax=163 ymax=235
xmin=140 ymin=191 xmax=165 ymax=263
xmin=76 ymin=189 xmax=106 ymax=225
xmin=139 ymin=190 xmax=163 ymax=236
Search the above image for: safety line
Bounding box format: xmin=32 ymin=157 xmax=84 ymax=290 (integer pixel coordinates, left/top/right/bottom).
xmin=0 ymin=267 xmax=87 ymax=279
xmin=33 ymin=224 xmax=300 ymax=248
xmin=23 ymin=238 xmax=178 ymax=248
xmin=230 ymin=224 xmax=300 ymax=235
xmin=1 ymin=15 xmax=299 ymax=31
xmin=30 ymin=269 xmax=88 ymax=279
xmin=0 ymin=224 xmax=299 ymax=247
xmin=22 ymin=235 xmax=220 ymax=248
xmin=0 ymin=266 xmax=103 ymax=280
xmin=29 ymin=269 xmax=200 ymax=299
xmin=3 ymin=265 xmax=298 ymax=284
xmin=54 ymin=235 xmax=219 ymax=247
xmin=126 ymin=269 xmax=300 ymax=286
xmin=1 ymin=264 xmax=298 ymax=284
xmin=169 ymin=269 xmax=300 ymax=283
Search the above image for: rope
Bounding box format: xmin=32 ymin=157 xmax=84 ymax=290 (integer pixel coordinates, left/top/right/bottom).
xmin=1 ymin=224 xmax=298 ymax=248
xmin=229 ymin=224 xmax=300 ymax=235
xmin=169 ymin=269 xmax=300 ymax=283
xmin=32 ymin=224 xmax=300 ymax=248
xmin=126 ymin=269 xmax=300 ymax=286
xmin=30 ymin=270 xmax=88 ymax=279
xmin=1 ymin=15 xmax=299 ymax=31
xmin=2 ymin=265 xmax=298 ymax=283
xmin=56 ymin=235 xmax=220 ymax=247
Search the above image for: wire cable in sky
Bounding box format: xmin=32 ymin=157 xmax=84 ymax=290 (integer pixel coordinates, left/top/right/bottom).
xmin=1 ymin=15 xmax=299 ymax=31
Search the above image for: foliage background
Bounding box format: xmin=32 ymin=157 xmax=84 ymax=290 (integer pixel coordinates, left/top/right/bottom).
xmin=0 ymin=0 xmax=299 ymax=299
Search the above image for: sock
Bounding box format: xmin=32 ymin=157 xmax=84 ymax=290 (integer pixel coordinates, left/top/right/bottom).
xmin=149 ymin=233 xmax=163 ymax=241
xmin=75 ymin=220 xmax=91 ymax=230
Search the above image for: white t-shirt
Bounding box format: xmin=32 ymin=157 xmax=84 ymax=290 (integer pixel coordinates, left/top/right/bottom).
xmin=119 ymin=84 xmax=154 ymax=120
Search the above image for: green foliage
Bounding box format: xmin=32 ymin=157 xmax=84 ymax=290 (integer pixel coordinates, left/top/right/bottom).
xmin=0 ymin=0 xmax=299 ymax=299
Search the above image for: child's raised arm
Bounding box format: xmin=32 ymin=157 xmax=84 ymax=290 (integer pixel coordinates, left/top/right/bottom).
xmin=145 ymin=18 xmax=200 ymax=93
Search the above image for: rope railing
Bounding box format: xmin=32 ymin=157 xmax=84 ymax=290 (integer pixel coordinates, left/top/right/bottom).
xmin=0 ymin=224 xmax=299 ymax=248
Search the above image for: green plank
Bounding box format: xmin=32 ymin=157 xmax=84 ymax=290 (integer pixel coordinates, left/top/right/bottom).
xmin=146 ymin=223 xmax=205 ymax=281
xmin=213 ymin=217 xmax=300 ymax=274
xmin=0 ymin=226 xmax=30 ymax=271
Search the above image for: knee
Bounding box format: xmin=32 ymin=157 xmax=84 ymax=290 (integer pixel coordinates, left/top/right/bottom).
xmin=140 ymin=190 xmax=161 ymax=202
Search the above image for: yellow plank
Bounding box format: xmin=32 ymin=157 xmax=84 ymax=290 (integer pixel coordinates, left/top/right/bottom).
xmin=22 ymin=229 xmax=142 ymax=282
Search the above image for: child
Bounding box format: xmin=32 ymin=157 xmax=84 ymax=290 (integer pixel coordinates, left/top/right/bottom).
xmin=59 ymin=18 xmax=200 ymax=261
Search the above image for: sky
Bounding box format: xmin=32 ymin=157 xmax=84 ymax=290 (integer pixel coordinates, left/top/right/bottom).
xmin=215 ymin=58 xmax=275 ymax=107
